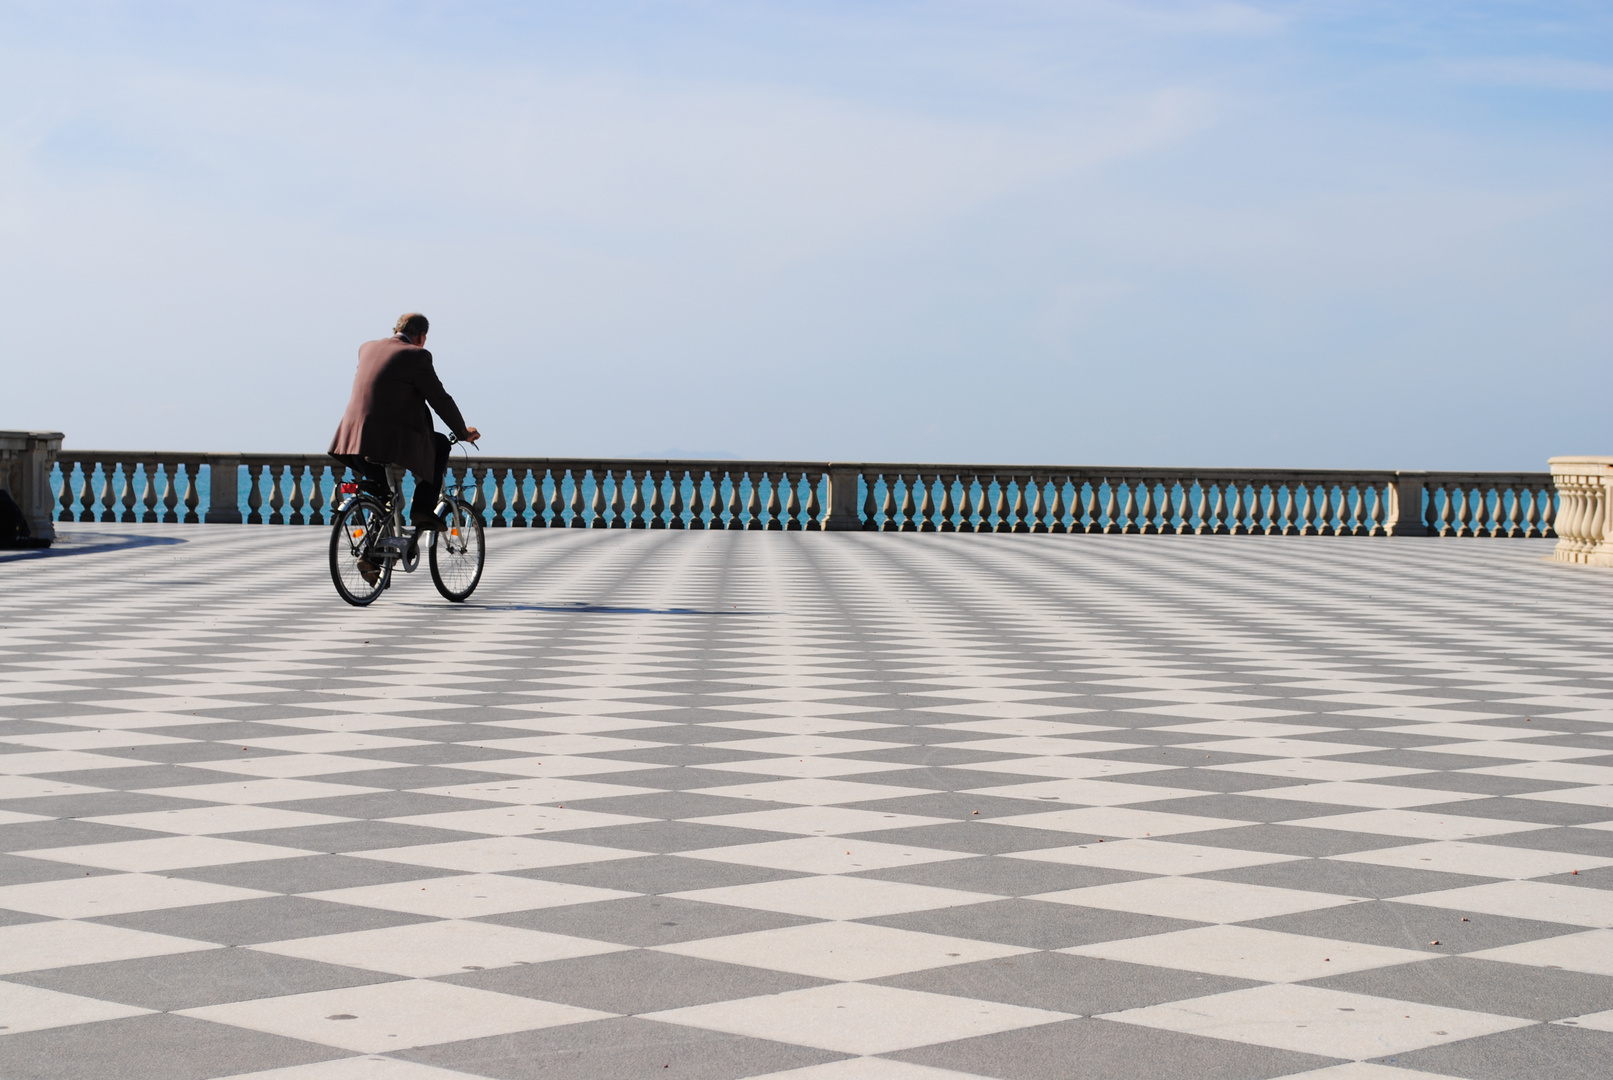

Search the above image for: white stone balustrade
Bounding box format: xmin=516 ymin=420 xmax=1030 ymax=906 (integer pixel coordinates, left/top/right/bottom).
xmin=1548 ymin=456 xmax=1613 ymax=566
xmin=44 ymin=450 xmax=1559 ymax=539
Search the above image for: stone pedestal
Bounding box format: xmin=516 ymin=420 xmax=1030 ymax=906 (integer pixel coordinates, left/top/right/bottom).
xmin=0 ymin=431 xmax=64 ymax=542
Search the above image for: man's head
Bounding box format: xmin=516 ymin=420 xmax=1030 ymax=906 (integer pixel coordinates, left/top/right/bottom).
xmin=394 ymin=313 xmax=429 ymax=344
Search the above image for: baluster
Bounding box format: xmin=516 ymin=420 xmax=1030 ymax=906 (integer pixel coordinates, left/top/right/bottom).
xmin=583 ymin=469 xmax=603 ymax=528
xmin=805 ymin=471 xmax=822 ymax=530
xmin=1469 ymin=486 xmax=1489 ymax=538
xmin=55 ymin=463 xmax=74 ymax=522
xmin=777 ymin=471 xmax=797 ymax=531
xmin=711 ymin=471 xmax=729 ymax=529
xmin=1430 ymin=484 xmax=1450 ymax=536
xmin=666 ymin=469 xmax=685 ymax=529
xmin=77 ymin=462 xmax=99 ymax=522
xmin=909 ymin=474 xmax=930 ymax=532
xmin=135 ymin=460 xmax=157 ymax=523
xmin=719 ymin=472 xmax=739 ymax=530
xmin=1523 ymin=487 xmax=1542 ymax=539
xmin=1313 ymin=485 xmax=1330 ymax=536
xmin=571 ymin=470 xmax=590 ymax=528
xmin=1201 ymin=481 xmax=1219 ymax=535
xmin=263 ymin=464 xmax=283 ymax=525
xmin=1366 ymin=483 xmax=1385 ymax=536
xmin=242 ymin=464 xmax=261 ymax=524
xmin=860 ymin=474 xmax=878 ymax=531
xmin=285 ymin=465 xmax=305 ymax=525
xmin=617 ymin=469 xmax=638 ymax=527
xmin=599 ymin=469 xmax=619 ymax=527
xmin=983 ymin=477 xmax=1004 ymax=533
xmin=505 ymin=468 xmax=526 ymax=526
xmin=1161 ymin=483 xmax=1181 ymax=535
xmin=1451 ymin=486 xmax=1471 ymax=537
xmin=1500 ymin=486 xmax=1519 ymax=538
xmin=873 ymin=475 xmax=893 ymax=531
xmin=684 ymin=471 xmax=704 ymax=529
xmin=1027 ymin=478 xmax=1047 ymax=533
xmin=756 ymin=471 xmax=777 ymax=530
xmin=1074 ymin=482 xmax=1094 ymax=534
xmin=1047 ymin=479 xmax=1066 ymax=534
xmin=1223 ymin=482 xmax=1243 ymax=535
xmin=1540 ymin=485 xmax=1557 ymax=538
xmin=116 ymin=462 xmax=137 ymax=522
xmin=307 ymin=465 xmax=326 ymax=525
xmin=955 ymin=478 xmax=976 ymax=533
xmin=935 ymin=475 xmax=954 ymax=532
xmin=1258 ymin=484 xmax=1278 ymax=535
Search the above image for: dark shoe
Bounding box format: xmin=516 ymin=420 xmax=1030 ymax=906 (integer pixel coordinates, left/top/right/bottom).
xmin=356 ymin=558 xmax=380 ymax=586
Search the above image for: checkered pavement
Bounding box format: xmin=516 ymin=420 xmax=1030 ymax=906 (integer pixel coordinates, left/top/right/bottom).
xmin=2 ymin=525 xmax=1612 ymax=1080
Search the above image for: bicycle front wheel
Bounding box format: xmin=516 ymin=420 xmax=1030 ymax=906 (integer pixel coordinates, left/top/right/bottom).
xmin=429 ymin=497 xmax=484 ymax=602
xmin=330 ymin=498 xmax=390 ymax=606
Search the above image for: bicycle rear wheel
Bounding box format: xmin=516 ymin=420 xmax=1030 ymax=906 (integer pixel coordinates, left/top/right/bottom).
xmin=429 ymin=496 xmax=484 ymax=601
xmin=330 ymin=498 xmax=391 ymax=606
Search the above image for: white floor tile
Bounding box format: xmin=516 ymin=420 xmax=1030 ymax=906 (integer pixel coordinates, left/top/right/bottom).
xmin=1467 ymin=929 xmax=1613 ymax=976
xmin=679 ymin=836 xmax=971 ymax=875
xmin=0 ymin=981 xmax=151 ymax=1034
xmin=656 ymin=920 xmax=1030 ymax=981
xmin=304 ymin=873 xmax=633 ymax=918
xmin=0 ymin=872 xmax=271 ymax=918
xmin=1033 ymin=876 xmax=1362 ymax=923
xmin=253 ymin=919 xmax=629 ymax=977
xmin=672 ymin=875 xmax=999 ymax=920
xmin=1065 ymin=924 xmax=1431 ymax=982
xmin=180 ymin=979 xmax=609 ymax=1054
xmin=645 ymin=981 xmax=1066 ymax=1055
xmin=1103 ymin=983 xmax=1531 ymax=1058
xmin=0 ymin=919 xmax=216 ymax=974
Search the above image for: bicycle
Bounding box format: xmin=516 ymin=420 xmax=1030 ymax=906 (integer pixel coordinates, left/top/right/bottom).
xmin=328 ymin=436 xmax=485 ymax=606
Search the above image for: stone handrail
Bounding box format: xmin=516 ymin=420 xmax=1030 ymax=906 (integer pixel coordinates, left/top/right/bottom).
xmin=49 ymin=451 xmax=1556 ymax=538
xmin=1 ymin=430 xmax=64 ymax=541
xmin=1548 ymin=456 xmax=1613 ymax=566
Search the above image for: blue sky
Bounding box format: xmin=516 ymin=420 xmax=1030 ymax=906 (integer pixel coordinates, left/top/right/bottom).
xmin=2 ymin=2 xmax=1608 ymax=467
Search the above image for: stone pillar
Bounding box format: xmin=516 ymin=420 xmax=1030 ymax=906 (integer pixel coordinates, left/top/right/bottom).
xmin=206 ymin=455 xmax=243 ymax=524
xmin=1549 ymin=456 xmax=1613 ymax=566
xmin=1389 ymin=472 xmax=1428 ymax=537
xmin=824 ymin=465 xmax=864 ymax=531
xmin=0 ymin=431 xmax=64 ymax=542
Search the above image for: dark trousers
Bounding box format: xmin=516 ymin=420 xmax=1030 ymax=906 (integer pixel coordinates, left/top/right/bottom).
xmin=345 ymin=433 xmax=451 ymax=523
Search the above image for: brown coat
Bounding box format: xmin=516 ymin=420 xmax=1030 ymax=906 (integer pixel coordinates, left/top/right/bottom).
xmin=329 ymin=335 xmax=469 ymax=478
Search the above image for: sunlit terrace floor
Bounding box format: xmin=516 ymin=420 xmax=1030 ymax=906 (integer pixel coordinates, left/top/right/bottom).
xmin=2 ymin=525 xmax=1613 ymax=1080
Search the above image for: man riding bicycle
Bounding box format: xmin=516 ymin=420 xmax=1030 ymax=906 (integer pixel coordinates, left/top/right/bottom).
xmin=329 ymin=313 xmax=480 ymax=580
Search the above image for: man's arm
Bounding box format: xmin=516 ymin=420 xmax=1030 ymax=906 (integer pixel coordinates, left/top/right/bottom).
xmin=411 ymin=351 xmax=474 ymax=442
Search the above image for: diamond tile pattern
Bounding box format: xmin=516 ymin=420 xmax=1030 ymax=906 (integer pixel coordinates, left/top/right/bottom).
xmin=2 ymin=525 xmax=1612 ymax=1079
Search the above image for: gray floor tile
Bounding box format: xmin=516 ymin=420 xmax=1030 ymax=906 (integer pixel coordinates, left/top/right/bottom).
xmin=95 ymin=894 xmax=434 ymax=945
xmin=856 ymin=854 xmax=1146 ymax=896
xmin=513 ymin=853 xmax=807 ymax=894
xmin=1170 ymin=824 xmax=1417 ymax=857
xmin=400 ymin=1016 xmax=843 ymax=1079
xmin=875 ymin=950 xmax=1261 ymax=1014
xmin=1127 ymin=794 xmax=1359 ymax=822
xmin=1380 ymin=1022 xmax=1613 ymax=1079
xmin=863 ymin=898 xmax=1202 ymax=950
xmin=1469 ymin=827 xmax=1613 ymax=858
xmin=840 ymin=792 xmax=1066 ymax=819
xmin=170 ymin=853 xmax=457 ymax=893
xmin=846 ymin=822 xmax=1105 ymax=854
xmin=1201 ymin=857 xmax=1496 ymax=899
xmin=226 ymin=821 xmax=487 ymax=853
xmin=1307 ymin=955 xmax=1613 ymax=1021
xmin=1535 ymin=866 xmax=1613 ymax=891
xmin=0 ymin=853 xmax=121 ymax=886
xmin=442 ymin=946 xmax=828 ymax=1012
xmin=0 ymin=791 xmax=209 ymax=818
xmin=552 ymin=820 xmax=797 ymax=853
xmin=1412 ymin=797 xmax=1613 ymax=827
xmin=564 ymin=791 xmax=792 ymax=819
xmin=1244 ymin=900 xmax=1581 ymax=952
xmin=8 ymin=946 xmax=400 ymax=1010
xmin=482 ymin=894 xmax=819 ymax=946
xmin=0 ymin=1012 xmax=347 ymax=1080
xmin=0 ymin=819 xmax=168 ymax=851
xmin=268 ymin=791 xmax=502 ymax=819
xmin=890 ymin=1016 xmax=1340 ymax=1080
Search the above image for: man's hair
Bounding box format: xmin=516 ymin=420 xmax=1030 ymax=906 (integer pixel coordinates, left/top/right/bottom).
xmin=394 ymin=313 xmax=429 ymax=339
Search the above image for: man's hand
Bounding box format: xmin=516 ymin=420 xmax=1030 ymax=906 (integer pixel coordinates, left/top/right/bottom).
xmin=464 ymin=427 xmax=481 ymax=446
